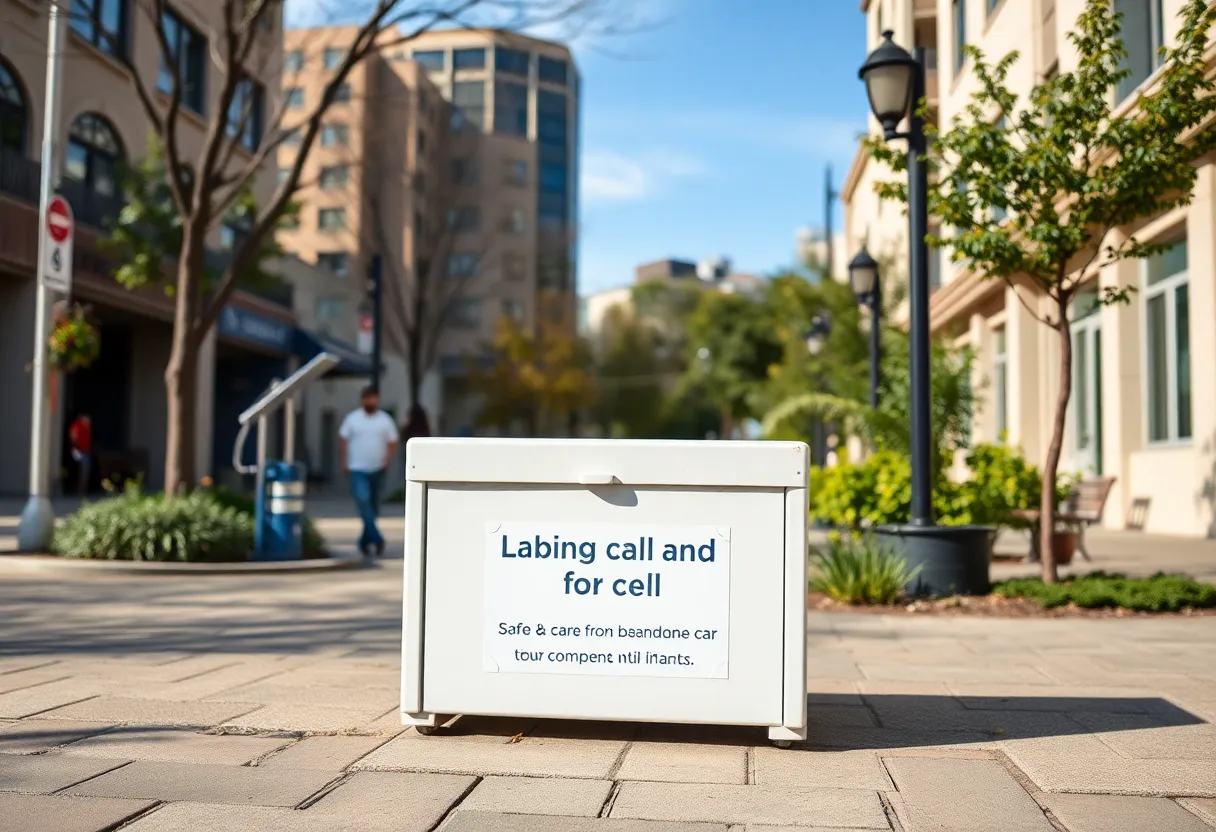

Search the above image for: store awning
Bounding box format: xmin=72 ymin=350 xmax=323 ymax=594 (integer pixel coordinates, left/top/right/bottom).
xmin=293 ymin=329 xmax=373 ymax=377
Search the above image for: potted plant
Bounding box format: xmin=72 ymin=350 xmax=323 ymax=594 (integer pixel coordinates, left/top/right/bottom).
xmin=48 ymin=303 xmax=100 ymax=373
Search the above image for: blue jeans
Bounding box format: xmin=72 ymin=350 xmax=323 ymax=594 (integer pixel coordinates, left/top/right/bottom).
xmin=349 ymin=469 xmax=385 ymax=552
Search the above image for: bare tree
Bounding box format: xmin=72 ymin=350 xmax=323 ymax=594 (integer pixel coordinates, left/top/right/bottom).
xmin=90 ymin=0 xmax=619 ymax=493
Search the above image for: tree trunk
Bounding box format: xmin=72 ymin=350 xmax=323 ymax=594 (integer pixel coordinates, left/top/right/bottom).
xmin=720 ymin=410 xmax=733 ymax=439
xmin=163 ymin=234 xmax=203 ymax=495
xmin=1040 ymin=310 xmax=1073 ymax=584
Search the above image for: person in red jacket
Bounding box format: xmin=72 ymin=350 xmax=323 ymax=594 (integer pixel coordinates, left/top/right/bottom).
xmin=68 ymin=413 xmax=92 ymax=496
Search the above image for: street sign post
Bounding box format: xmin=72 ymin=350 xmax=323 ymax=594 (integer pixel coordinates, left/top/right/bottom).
xmin=44 ymin=195 xmax=74 ymax=294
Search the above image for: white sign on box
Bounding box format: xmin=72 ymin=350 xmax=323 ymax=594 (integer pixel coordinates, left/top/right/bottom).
xmin=483 ymin=521 xmax=731 ymax=679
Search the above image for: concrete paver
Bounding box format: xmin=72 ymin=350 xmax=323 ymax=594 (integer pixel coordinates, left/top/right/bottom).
xmin=59 ymin=727 xmax=289 ymax=765
xmin=0 ymin=754 xmax=128 ymax=794
xmin=309 ymin=772 xmax=476 ymax=830
xmin=1039 ymin=793 xmax=1215 ymax=832
xmin=222 ymin=703 xmax=392 ymax=734
xmin=609 ymin=782 xmax=889 ymax=828
xmin=257 ymin=735 xmax=389 ymax=770
xmin=1178 ymin=798 xmax=1216 ymax=827
xmin=1001 ymin=733 xmax=1216 ymax=796
xmin=1068 ymin=712 xmax=1216 ymax=760
xmin=0 ymin=718 xmax=112 ymax=754
xmin=354 ymin=729 xmax=628 ymax=779
xmin=883 ymin=757 xmax=1054 ymax=831
xmin=751 ymin=747 xmax=893 ymax=790
xmin=460 ymin=776 xmax=612 ymax=817
xmin=615 ymin=741 xmax=747 ymax=784
xmin=119 ymin=802 xmax=392 ymax=832
xmin=440 ymin=813 xmax=730 ymax=832
xmin=0 ymin=793 xmax=155 ymax=832
xmin=63 ymin=760 xmax=338 ymax=806
xmin=41 ymin=696 xmax=260 ymax=727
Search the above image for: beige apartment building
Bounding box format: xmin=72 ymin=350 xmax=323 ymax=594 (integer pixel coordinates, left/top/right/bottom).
xmin=279 ymin=27 xmax=580 ymax=434
xmin=0 ymin=0 xmax=287 ymax=494
xmin=844 ymin=0 xmax=1216 ymax=537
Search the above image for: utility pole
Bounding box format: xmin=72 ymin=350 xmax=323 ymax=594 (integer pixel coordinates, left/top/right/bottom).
xmin=824 ymin=164 xmax=838 ymax=281
xmin=369 ymin=254 xmax=383 ymax=390
xmin=17 ymin=0 xmax=68 ymax=551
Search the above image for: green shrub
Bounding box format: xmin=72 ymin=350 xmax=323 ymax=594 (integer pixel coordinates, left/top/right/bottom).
xmin=810 ymin=443 xmax=1074 ymax=531
xmin=809 ymin=535 xmax=922 ymax=605
xmin=994 ymin=572 xmax=1216 ymax=612
xmin=53 ymin=489 xmax=252 ymax=562
xmin=201 ymin=486 xmax=327 ymax=558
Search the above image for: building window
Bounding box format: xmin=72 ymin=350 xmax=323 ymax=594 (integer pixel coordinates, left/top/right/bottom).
xmin=0 ymin=59 xmax=27 ymax=153
xmin=502 ymin=208 xmax=525 ymax=235
xmin=318 ymin=207 xmax=346 ymax=231
xmin=452 ymin=81 xmax=485 ymax=130
xmin=538 ymin=55 xmax=567 ymax=85
xmin=320 ymin=123 xmax=348 ymax=146
xmin=540 ymin=162 xmax=566 ymax=192
xmin=285 ymin=87 xmax=304 ymax=108
xmin=316 ymin=252 xmax=348 ymax=276
xmin=502 ymin=298 xmax=525 ymax=322
xmin=319 ymin=164 xmax=348 ymax=189
xmin=65 ymin=113 xmax=124 ymax=198
xmin=414 ymin=211 xmax=424 ymax=240
xmin=227 ymin=76 xmax=264 ymax=151
xmin=494 ymin=80 xmax=528 ymax=137
xmin=447 ymin=252 xmax=479 ymax=277
xmin=537 ymin=90 xmax=567 ymax=143
xmin=495 ymin=46 xmax=530 ymax=76
xmin=1114 ymin=0 xmax=1166 ymax=101
xmin=332 ymin=82 xmax=351 ymax=103
xmin=277 ymin=168 xmax=290 ymax=185
xmin=416 ymin=129 xmax=426 ymax=155
xmin=450 ymin=156 xmax=477 ymax=185
xmin=953 ymin=0 xmax=966 ymax=75
xmin=453 ymin=48 xmax=486 ymax=70
xmin=1144 ymin=239 xmax=1190 ymax=443
xmin=413 ymin=50 xmax=445 ymax=71
xmin=283 ymin=128 xmax=301 ymax=147
xmin=413 ymin=170 xmax=427 ymax=194
xmin=450 ymin=297 xmax=481 ymax=327
xmin=72 ymin=0 xmax=127 ymax=58
xmin=316 ymin=297 xmax=347 ymax=323
xmin=158 ymin=9 xmax=206 ymax=114
xmin=503 ymin=252 xmax=526 ymax=281
xmin=220 ymin=213 xmax=252 ymax=250
xmin=284 ymin=49 xmax=304 ymax=72
xmin=323 ymin=47 xmax=344 ymax=70
xmin=505 ymin=159 xmax=527 ymax=186
xmin=993 ymin=326 xmax=1007 ymax=439
xmin=447 ymin=206 xmax=480 ymax=232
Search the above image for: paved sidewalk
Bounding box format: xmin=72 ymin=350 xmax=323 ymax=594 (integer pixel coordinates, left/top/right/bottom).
xmin=1 ymin=554 xmax=1215 ymax=832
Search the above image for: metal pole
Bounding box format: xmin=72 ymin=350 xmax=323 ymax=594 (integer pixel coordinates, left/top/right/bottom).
xmin=370 ymin=253 xmax=383 ymax=390
xmin=907 ymin=49 xmax=934 ymax=527
xmin=869 ymin=279 xmax=882 ymax=410
xmin=284 ymin=396 xmax=296 ymax=463
xmin=17 ymin=1 xmax=68 ymax=552
xmin=254 ymin=413 xmax=268 ymax=553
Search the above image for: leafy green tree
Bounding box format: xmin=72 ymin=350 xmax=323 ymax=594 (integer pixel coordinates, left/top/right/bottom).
xmin=867 ymin=0 xmax=1216 ymax=581
xmin=685 ymin=291 xmax=784 ymax=437
xmin=592 ymin=304 xmax=667 ymax=438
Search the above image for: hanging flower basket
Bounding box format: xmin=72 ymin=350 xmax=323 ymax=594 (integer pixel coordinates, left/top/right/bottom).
xmin=48 ymin=304 xmax=100 ymax=372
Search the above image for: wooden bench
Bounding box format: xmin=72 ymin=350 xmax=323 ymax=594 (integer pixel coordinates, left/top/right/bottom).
xmin=1011 ymin=476 xmax=1117 ymax=562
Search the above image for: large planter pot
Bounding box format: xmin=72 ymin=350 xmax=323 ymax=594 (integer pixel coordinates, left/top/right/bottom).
xmin=1052 ymin=530 xmax=1077 ymax=565
xmin=875 ymin=524 xmax=994 ymax=597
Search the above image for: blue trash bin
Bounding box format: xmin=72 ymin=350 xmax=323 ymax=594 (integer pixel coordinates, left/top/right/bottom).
xmin=255 ymin=461 xmax=305 ymax=560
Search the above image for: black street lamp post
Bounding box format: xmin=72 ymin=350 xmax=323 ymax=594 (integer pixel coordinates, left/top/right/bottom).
xmin=859 ymin=31 xmax=991 ymax=595
xmin=847 ymin=246 xmax=882 ymax=410
xmin=804 ymin=313 xmax=831 ymax=465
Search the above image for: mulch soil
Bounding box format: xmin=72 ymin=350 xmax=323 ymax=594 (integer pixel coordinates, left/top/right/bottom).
xmin=808 ymin=592 xmax=1216 ymax=618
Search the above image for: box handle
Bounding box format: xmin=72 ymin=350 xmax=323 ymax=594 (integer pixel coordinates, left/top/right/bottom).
xmin=578 ymin=473 xmax=617 ymax=485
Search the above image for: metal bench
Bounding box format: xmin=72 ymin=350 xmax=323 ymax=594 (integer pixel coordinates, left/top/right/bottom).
xmin=1010 ymin=476 xmax=1117 ymax=562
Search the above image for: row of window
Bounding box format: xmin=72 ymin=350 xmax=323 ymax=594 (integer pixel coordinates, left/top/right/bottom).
xmin=284 ymin=47 xmax=347 ymax=74
xmin=315 ymin=291 xmax=520 ymax=330
xmin=442 ymin=206 xmax=530 ymax=236
xmin=280 ymin=123 xmax=350 ymax=148
xmin=950 ymin=0 xmax=1163 ymax=99
xmin=411 ymin=46 xmax=568 ymax=86
xmin=450 ymin=157 xmax=529 ymax=187
xmin=986 ymin=238 xmax=1191 ymax=451
xmin=284 ymin=84 xmax=351 ymax=109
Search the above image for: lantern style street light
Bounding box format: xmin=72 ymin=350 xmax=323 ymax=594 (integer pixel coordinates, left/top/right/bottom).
xmin=804 ymin=312 xmax=831 ymax=357
xmin=859 ymin=30 xmax=933 ymax=528
xmin=847 ymin=246 xmax=882 ymax=409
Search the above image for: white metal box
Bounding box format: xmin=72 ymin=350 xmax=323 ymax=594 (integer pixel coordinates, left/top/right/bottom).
xmin=400 ymin=438 xmax=808 ymax=744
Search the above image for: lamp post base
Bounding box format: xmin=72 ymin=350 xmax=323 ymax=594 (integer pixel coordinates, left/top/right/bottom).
xmin=16 ymin=495 xmax=55 ymax=553
xmin=875 ymin=523 xmax=993 ymax=597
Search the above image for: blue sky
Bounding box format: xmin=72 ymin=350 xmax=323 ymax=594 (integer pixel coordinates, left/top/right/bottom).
xmin=568 ymin=0 xmax=868 ymax=294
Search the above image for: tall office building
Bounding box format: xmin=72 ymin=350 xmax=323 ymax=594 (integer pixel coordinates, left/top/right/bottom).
xmin=844 ymin=0 xmax=1216 ymax=536
xmin=280 ymin=27 xmax=580 ymax=433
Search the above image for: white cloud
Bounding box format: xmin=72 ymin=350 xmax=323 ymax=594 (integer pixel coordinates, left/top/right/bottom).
xmin=582 ymin=151 xmax=649 ymax=202
xmin=580 ymin=148 xmax=706 ymax=205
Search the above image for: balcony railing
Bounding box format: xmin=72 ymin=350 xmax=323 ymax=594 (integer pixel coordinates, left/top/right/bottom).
xmin=0 ymin=147 xmax=291 ymax=310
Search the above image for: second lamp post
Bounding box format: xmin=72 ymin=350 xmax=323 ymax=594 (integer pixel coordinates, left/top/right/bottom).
xmin=847 ymin=246 xmax=882 ymax=409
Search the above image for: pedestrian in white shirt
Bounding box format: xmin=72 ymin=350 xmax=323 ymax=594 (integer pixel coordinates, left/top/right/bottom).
xmin=338 ymin=386 xmax=399 ymax=557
